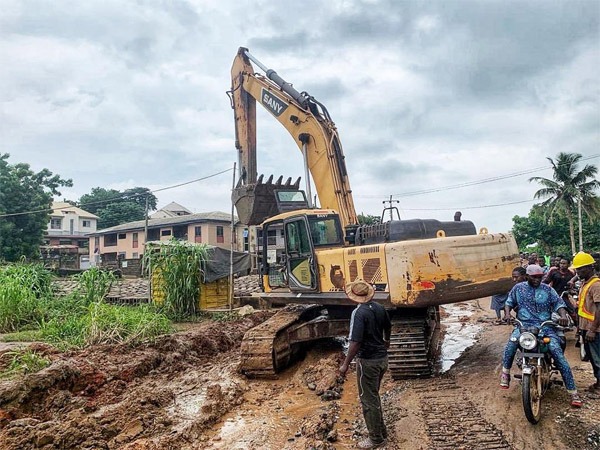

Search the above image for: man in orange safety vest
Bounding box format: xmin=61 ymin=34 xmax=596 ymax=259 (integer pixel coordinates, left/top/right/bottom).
xmin=573 ymin=252 xmax=600 ymax=392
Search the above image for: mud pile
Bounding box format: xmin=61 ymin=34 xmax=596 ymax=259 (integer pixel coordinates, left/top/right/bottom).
xmin=0 ymin=312 xmax=271 ymax=450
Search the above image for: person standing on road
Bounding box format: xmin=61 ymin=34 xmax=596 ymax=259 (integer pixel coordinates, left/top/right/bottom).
xmin=491 ymin=267 xmax=527 ymax=324
xmin=572 ymin=252 xmax=600 ymax=392
xmin=499 ymin=264 xmax=583 ymax=407
xmin=339 ymin=279 xmax=392 ymax=450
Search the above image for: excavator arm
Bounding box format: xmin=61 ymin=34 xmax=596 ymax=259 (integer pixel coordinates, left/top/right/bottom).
xmin=229 ymin=47 xmax=358 ymax=230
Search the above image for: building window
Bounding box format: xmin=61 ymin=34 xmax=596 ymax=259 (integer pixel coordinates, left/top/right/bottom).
xmin=161 ymin=229 xmax=172 ymax=237
xmin=118 ymin=233 xmax=126 ymax=239
xmin=194 ymin=226 xmax=202 ymax=243
xmin=132 ymin=232 xmax=139 ymax=248
xmin=132 ymin=252 xmax=139 ymax=258
xmin=267 ymin=229 xmax=277 ymax=246
xmin=50 ymin=218 xmax=62 ymax=229
xmin=217 ymin=226 xmax=224 ymax=243
xmin=59 ymin=239 xmax=72 ymax=245
xmin=104 ymin=234 xmax=117 ymax=247
xmin=78 ymin=240 xmax=88 ymax=249
xmin=147 ymin=229 xmax=160 ymax=241
xmin=82 ymin=220 xmax=91 ymax=228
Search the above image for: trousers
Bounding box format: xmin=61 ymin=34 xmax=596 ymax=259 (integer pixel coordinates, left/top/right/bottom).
xmin=582 ymin=330 xmax=600 ymax=381
xmin=356 ymin=356 xmax=388 ymax=443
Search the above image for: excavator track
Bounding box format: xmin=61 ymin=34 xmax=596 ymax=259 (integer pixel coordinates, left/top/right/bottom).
xmin=388 ymin=307 xmax=440 ymax=379
xmin=240 ymin=303 xmax=322 ymax=378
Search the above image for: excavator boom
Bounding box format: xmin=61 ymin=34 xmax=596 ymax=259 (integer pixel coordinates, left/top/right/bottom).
xmin=229 ymin=47 xmax=358 ymax=229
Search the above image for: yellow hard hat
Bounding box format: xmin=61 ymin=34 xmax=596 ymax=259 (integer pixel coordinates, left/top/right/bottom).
xmin=572 ymin=252 xmax=595 ymax=269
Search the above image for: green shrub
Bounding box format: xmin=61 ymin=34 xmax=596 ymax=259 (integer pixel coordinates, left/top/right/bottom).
xmin=0 ymin=263 xmax=53 ymax=332
xmin=0 ymin=349 xmax=50 ymax=379
xmin=0 ymin=280 xmax=42 ymax=332
xmin=0 ymin=262 xmax=53 ymax=298
xmin=40 ymin=303 xmax=172 ymax=348
xmin=74 ymin=267 xmax=116 ymax=305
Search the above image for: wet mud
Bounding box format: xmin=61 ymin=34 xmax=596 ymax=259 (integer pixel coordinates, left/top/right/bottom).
xmin=1 ymin=301 xmax=598 ymax=449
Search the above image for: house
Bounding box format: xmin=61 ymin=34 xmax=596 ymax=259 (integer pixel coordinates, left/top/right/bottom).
xmin=88 ymin=211 xmax=250 ymax=264
xmin=149 ymin=201 xmax=192 ymax=219
xmin=42 ymin=202 xmax=98 ymax=269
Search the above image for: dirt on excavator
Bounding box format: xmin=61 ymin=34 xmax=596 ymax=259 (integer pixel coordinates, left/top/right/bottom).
xmin=0 ymin=300 xmax=598 ymax=450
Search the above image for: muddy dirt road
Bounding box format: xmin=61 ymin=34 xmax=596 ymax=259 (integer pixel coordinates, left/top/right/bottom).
xmin=1 ymin=300 xmax=598 ymax=450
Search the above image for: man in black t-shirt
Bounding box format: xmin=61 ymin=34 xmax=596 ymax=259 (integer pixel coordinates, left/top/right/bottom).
xmin=544 ymin=258 xmax=575 ymax=296
xmin=339 ymin=280 xmax=392 ymax=449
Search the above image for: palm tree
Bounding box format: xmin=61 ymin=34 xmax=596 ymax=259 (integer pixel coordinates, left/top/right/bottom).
xmin=530 ymin=152 xmax=599 ymax=255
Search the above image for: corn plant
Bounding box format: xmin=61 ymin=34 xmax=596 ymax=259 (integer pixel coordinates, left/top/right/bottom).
xmin=143 ymin=240 xmax=210 ymax=320
xmin=74 ymin=267 xmax=116 ymax=305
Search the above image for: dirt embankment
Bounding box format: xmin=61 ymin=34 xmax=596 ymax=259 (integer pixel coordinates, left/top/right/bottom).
xmin=1 ymin=300 xmax=599 ymax=450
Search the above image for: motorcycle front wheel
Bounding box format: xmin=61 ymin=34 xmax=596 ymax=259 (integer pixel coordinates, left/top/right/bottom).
xmin=522 ymin=370 xmax=542 ymax=424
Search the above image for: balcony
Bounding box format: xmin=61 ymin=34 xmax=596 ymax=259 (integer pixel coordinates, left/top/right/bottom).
xmin=47 ymin=230 xmax=91 ymax=236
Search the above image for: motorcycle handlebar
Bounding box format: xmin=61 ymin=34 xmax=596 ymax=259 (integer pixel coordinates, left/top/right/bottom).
xmin=514 ymin=318 xmax=572 ymax=331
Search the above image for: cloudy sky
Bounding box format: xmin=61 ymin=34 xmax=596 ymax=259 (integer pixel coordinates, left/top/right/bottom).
xmin=2 ymin=0 xmax=599 ymax=233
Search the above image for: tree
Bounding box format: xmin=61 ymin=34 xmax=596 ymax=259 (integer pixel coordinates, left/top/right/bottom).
xmin=512 ymin=201 xmax=600 ymax=257
xmin=358 ymin=213 xmax=381 ymax=225
xmin=529 ymin=152 xmax=599 ymax=255
xmin=78 ymin=187 xmax=158 ymax=229
xmin=0 ymin=153 xmax=72 ymax=261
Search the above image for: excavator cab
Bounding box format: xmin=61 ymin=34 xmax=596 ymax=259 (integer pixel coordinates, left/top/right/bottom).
xmin=260 ymin=210 xmax=344 ymax=293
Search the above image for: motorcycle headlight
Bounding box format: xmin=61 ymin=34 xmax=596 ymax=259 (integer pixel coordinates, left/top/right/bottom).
xmin=519 ymin=332 xmax=537 ymax=350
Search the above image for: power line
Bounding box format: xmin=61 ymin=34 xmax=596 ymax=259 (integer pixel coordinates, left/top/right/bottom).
xmin=0 ymin=167 xmax=233 ymax=219
xmin=400 ymin=199 xmax=536 ymax=211
xmin=358 ymin=154 xmax=599 ymax=199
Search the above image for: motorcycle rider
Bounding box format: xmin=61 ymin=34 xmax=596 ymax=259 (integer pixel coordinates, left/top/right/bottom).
xmin=573 ymin=252 xmax=600 ymax=392
xmin=499 ymin=264 xmax=583 ymax=407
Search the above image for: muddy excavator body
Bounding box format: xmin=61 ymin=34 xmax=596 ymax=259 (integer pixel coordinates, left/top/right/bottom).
xmin=228 ymin=47 xmax=519 ymax=379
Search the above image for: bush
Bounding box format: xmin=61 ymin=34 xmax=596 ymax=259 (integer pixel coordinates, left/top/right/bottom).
xmin=0 ymin=278 xmax=43 ymax=333
xmin=73 ymin=267 xmax=116 ymax=305
xmin=40 ymin=303 xmax=172 ymax=348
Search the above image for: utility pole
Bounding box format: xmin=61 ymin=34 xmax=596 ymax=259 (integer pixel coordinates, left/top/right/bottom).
xmin=229 ymin=162 xmax=236 ymax=311
xmin=578 ymin=194 xmax=583 ymax=252
xmin=382 ymin=195 xmax=400 ymax=222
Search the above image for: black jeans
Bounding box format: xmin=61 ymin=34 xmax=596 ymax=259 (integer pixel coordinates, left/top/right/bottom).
xmin=356 ymin=356 xmax=388 ymax=443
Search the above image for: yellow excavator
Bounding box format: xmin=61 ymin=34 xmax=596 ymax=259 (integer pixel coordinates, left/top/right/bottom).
xmin=229 ymin=47 xmax=519 ymax=379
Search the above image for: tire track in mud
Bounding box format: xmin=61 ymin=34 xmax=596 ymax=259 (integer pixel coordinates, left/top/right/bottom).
xmin=413 ymin=376 xmax=512 ymax=450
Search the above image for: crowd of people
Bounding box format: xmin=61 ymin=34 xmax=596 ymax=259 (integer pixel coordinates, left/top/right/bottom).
xmin=496 ymin=251 xmax=600 ymax=408
xmin=337 ymin=252 xmax=599 ymax=449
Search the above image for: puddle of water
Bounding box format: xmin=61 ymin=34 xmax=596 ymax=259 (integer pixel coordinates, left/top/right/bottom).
xmin=439 ymin=303 xmax=482 ymax=372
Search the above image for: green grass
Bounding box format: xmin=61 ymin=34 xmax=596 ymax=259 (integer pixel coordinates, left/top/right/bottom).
xmin=0 ymin=349 xmax=50 ymax=379
xmin=0 ymin=262 xmax=174 ymax=349
xmin=39 ymin=303 xmax=173 ymax=348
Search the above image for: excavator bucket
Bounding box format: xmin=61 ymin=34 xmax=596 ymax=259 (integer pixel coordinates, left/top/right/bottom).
xmin=232 ymin=175 xmax=307 ymax=225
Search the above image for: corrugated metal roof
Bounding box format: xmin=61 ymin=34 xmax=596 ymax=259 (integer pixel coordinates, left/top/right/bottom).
xmin=89 ymin=211 xmax=237 ymax=235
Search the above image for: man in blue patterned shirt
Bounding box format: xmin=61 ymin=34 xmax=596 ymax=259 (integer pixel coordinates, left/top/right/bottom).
xmin=499 ymin=264 xmax=583 ymax=407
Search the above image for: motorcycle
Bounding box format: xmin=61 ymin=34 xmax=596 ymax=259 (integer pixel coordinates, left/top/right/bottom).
xmin=512 ymin=318 xmax=572 ymax=424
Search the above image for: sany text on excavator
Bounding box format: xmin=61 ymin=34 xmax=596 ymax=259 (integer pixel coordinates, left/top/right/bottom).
xmin=228 ymin=47 xmax=519 ymax=379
